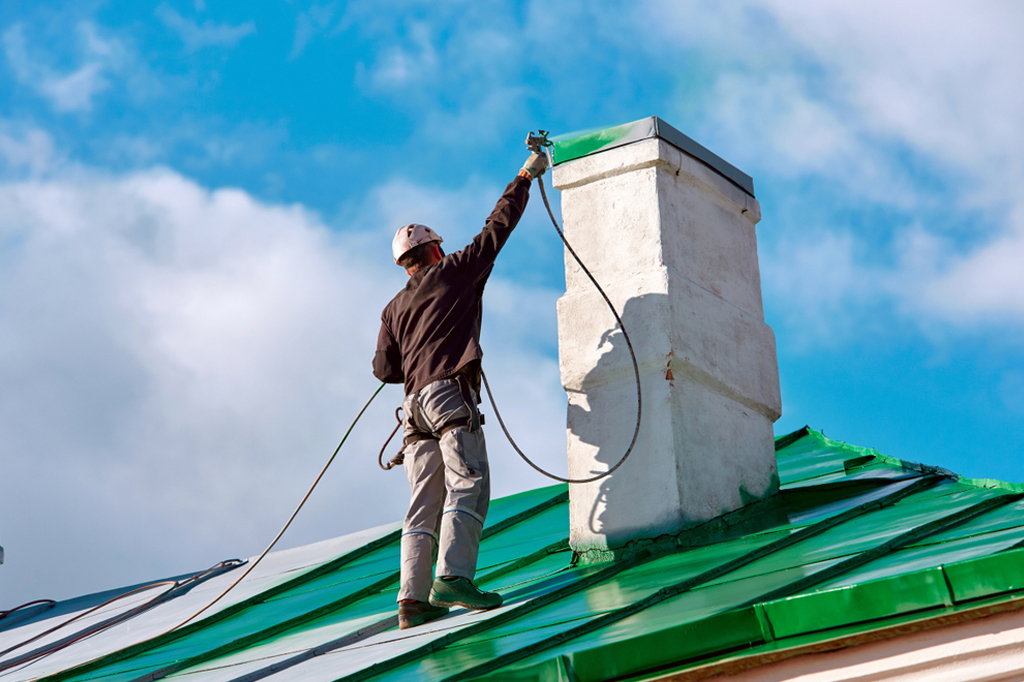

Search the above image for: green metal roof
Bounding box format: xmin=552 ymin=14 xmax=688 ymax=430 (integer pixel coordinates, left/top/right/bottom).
xmin=4 ymin=427 xmax=1024 ymax=681
xmin=551 ymin=117 xmax=756 ymax=198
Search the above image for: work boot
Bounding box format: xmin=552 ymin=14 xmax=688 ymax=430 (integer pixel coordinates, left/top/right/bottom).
xmin=398 ymin=600 xmax=449 ymax=629
xmin=429 ymin=576 xmax=503 ymax=610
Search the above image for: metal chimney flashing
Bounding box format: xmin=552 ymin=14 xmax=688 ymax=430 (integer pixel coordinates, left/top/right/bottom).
xmin=551 ymin=116 xmax=755 ymax=198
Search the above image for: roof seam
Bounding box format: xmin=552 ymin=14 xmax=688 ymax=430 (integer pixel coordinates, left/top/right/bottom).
xmin=129 ymin=571 xmax=401 ymax=682
xmin=458 ymin=485 xmax=1024 ymax=681
xmin=773 ymin=426 xmax=811 ymax=451
xmin=36 ymin=529 xmax=405 ymax=682
xmin=437 ymin=476 xmax=945 ymax=681
xmin=332 ymin=560 xmax=646 ymax=682
xmin=748 ymin=491 xmax=1024 ymax=608
xmin=119 ymin=490 xmax=570 ymax=682
xmin=197 ymin=540 xmax=575 ymax=682
xmin=0 ymin=562 xmax=240 ymax=676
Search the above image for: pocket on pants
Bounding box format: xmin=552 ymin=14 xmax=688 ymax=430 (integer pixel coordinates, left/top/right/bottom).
xmin=443 ymin=427 xmax=487 ymax=480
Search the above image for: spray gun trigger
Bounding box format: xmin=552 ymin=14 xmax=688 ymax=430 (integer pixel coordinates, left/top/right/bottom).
xmin=526 ymin=130 xmax=552 ymax=153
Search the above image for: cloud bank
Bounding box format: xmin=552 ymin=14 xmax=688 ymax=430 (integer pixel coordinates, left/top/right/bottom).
xmin=675 ymin=0 xmax=1024 ymax=339
xmin=0 ymin=160 xmax=564 ymax=605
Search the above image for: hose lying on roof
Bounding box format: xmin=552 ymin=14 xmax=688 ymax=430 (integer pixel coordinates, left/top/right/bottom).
xmin=0 ymin=560 xmax=242 ymax=675
xmin=0 ymin=600 xmax=56 ymax=625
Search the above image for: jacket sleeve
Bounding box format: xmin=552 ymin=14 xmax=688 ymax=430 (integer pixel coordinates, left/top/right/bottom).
xmin=372 ymin=319 xmax=404 ymax=384
xmin=448 ymin=175 xmax=531 ymax=282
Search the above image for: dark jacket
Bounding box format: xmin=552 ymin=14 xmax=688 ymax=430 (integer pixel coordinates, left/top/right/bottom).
xmin=373 ymin=176 xmax=530 ymax=395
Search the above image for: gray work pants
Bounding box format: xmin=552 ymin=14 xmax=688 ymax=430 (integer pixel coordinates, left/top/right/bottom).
xmin=398 ymin=377 xmax=490 ymax=602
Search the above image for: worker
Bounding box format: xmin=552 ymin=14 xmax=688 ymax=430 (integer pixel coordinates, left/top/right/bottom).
xmin=372 ymin=145 xmax=549 ymax=629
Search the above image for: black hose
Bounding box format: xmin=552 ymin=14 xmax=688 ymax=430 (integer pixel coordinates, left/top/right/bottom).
xmin=17 ymin=383 xmax=388 ymax=680
xmin=170 ymin=381 xmax=386 ymax=631
xmin=0 ymin=560 xmax=241 ymax=674
xmin=378 ymin=408 xmax=405 ymax=470
xmin=482 ymin=173 xmax=642 ymax=484
xmin=0 ymin=600 xmax=55 ymax=621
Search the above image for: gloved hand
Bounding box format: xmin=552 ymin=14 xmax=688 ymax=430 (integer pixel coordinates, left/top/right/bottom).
xmin=521 ymin=151 xmax=549 ymax=179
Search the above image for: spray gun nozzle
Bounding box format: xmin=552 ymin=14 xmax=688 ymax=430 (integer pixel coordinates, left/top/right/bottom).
xmin=526 ymin=130 xmax=552 ymax=154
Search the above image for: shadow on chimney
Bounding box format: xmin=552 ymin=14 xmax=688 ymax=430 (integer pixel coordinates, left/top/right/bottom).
xmin=567 ymin=293 xmax=663 ymax=544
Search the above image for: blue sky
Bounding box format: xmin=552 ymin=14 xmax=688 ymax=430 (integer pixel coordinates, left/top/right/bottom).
xmin=2 ymin=1 xmax=1023 ymax=606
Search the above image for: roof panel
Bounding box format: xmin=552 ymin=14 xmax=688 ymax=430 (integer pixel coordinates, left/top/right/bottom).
xmin=918 ymin=497 xmax=1024 ymax=543
xmin=818 ymin=525 xmax=1024 ymax=589
xmin=763 ymin=567 xmax=951 ymax=639
xmin=8 ymin=428 xmax=1024 ymax=682
xmin=945 ymin=547 xmax=1024 ymax=602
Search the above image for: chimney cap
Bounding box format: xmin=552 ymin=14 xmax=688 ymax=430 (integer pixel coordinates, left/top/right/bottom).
xmin=551 ymin=116 xmax=755 ymax=198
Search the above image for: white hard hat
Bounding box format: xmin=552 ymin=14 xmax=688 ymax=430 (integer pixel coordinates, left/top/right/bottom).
xmin=392 ymin=223 xmax=443 ymax=264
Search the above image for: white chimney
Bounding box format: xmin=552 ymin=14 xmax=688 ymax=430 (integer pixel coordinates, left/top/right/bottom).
xmin=552 ymin=117 xmax=782 ymax=555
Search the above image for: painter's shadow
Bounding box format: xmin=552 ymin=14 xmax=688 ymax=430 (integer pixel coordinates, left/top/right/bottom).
xmin=567 ymin=293 xmax=664 ymax=544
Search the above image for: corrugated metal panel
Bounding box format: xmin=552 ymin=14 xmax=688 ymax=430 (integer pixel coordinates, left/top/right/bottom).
xmin=4 ymin=430 xmax=1024 ymax=682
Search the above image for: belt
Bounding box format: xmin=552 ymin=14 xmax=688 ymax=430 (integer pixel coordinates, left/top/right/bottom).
xmin=404 ymin=431 xmax=437 ymax=444
xmin=439 ymin=412 xmax=485 ymax=437
xmin=405 ymin=367 xmax=485 ymax=444
xmin=404 ymin=411 xmax=487 ymax=444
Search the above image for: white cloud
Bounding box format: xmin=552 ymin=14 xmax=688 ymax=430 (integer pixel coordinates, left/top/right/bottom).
xmin=0 ymin=165 xmax=564 ymax=606
xmin=0 ymin=123 xmax=61 ymax=177
xmin=0 ymin=167 xmax=385 ymax=601
xmin=343 ymin=3 xmax=525 ymax=103
xmin=1 ymin=20 xmax=160 ymax=113
xmin=759 ymin=0 xmax=1024 ymax=184
xmin=290 ymin=3 xmax=338 ymax=59
xmin=41 ymin=62 xmax=108 ymax=111
xmin=349 ymin=175 xmax=507 ymax=244
xmin=926 ymin=238 xmax=1024 ymax=319
xmin=666 ymin=1 xmax=1024 ymax=334
xmin=2 ymin=22 xmax=124 ymax=112
xmin=707 ymin=72 xmax=920 ymax=208
xmin=356 ymin=20 xmax=439 ymax=91
xmin=895 ymin=211 xmax=1024 ymax=323
xmin=760 ymin=230 xmax=890 ymax=344
xmin=156 ymin=5 xmax=256 ymax=52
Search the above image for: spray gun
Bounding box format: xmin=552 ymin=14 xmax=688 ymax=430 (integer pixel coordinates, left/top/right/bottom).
xmin=525 ymin=130 xmax=553 ymax=165
xmin=522 ymin=130 xmax=553 ymax=180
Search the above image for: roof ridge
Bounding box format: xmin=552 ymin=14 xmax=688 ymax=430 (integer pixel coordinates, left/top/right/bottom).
xmin=798 ymin=427 xmax=1024 ymax=494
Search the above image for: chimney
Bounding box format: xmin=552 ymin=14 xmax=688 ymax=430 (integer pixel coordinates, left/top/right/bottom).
xmin=552 ymin=117 xmax=782 ymax=555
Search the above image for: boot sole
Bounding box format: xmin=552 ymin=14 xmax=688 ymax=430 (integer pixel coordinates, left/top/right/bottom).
xmin=398 ymin=608 xmax=449 ymax=630
xmin=429 ymin=595 xmax=502 ymax=610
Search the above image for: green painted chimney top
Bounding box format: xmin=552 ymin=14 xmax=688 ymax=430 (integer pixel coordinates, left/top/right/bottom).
xmin=551 ymin=116 xmax=755 ymax=197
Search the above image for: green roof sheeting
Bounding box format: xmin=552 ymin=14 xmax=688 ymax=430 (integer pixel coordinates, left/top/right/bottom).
xmin=3 ymin=427 xmax=1024 ymax=681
